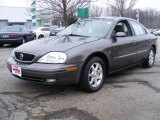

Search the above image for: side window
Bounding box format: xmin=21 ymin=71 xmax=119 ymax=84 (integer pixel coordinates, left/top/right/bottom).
xmin=114 ymin=21 xmax=132 ymax=37
xmin=41 ymin=28 xmax=50 ymax=31
xmin=130 ymin=21 xmax=146 ymax=36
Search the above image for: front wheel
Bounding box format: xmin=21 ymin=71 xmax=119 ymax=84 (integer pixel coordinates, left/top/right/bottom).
xmin=80 ymin=57 xmax=106 ymax=92
xmin=143 ymin=47 xmax=155 ymax=68
xmin=38 ymin=35 xmax=44 ymax=39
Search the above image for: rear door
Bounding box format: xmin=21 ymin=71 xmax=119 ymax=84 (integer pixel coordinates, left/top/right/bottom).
xmin=110 ymin=20 xmax=137 ymax=70
xmin=129 ymin=20 xmax=149 ymax=61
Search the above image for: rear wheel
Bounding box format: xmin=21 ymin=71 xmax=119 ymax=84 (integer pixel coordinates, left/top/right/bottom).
xmin=0 ymin=43 xmax=3 ymax=47
xmin=38 ymin=35 xmax=44 ymax=39
xmin=22 ymin=38 xmax=25 ymax=44
xmin=34 ymin=35 xmax=36 ymax=40
xmin=80 ymin=57 xmax=106 ymax=92
xmin=143 ymin=47 xmax=155 ymax=68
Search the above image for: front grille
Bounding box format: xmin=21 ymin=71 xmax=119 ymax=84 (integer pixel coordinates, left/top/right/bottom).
xmin=15 ymin=52 xmax=35 ymax=62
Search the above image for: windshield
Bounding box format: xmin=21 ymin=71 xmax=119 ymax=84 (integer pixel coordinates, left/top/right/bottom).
xmin=0 ymin=26 xmax=22 ymax=32
xmin=58 ymin=19 xmax=113 ymax=38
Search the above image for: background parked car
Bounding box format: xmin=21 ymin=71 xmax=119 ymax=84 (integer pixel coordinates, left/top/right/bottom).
xmin=32 ymin=27 xmax=50 ymax=39
xmin=50 ymin=27 xmax=65 ymax=36
xmin=149 ymin=29 xmax=158 ymax=34
xmin=0 ymin=25 xmax=35 ymax=47
xmin=153 ymin=30 xmax=160 ymax=36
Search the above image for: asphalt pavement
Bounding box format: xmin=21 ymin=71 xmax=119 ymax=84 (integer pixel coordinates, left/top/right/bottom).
xmin=0 ymin=38 xmax=160 ymax=120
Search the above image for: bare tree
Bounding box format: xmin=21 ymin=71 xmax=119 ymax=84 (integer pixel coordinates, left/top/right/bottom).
xmin=37 ymin=0 xmax=90 ymax=26
xmin=106 ymin=0 xmax=137 ymax=17
xmin=140 ymin=9 xmax=160 ymax=29
xmin=104 ymin=6 xmax=119 ymax=16
xmin=90 ymin=5 xmax=103 ymax=17
xmin=124 ymin=8 xmax=160 ymax=29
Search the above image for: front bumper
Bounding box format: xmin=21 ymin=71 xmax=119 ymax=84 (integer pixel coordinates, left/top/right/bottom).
xmin=0 ymin=37 xmax=23 ymax=44
xmin=7 ymin=57 xmax=83 ymax=85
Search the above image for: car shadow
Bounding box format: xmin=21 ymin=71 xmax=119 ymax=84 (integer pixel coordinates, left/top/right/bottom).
xmin=106 ymin=64 xmax=142 ymax=83
xmin=6 ymin=62 xmax=159 ymax=96
xmin=12 ymin=64 xmax=143 ymax=95
xmin=1 ymin=44 xmax=19 ymax=48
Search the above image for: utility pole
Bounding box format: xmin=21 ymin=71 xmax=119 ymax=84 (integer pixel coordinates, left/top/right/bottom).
xmin=31 ymin=0 xmax=37 ymax=28
xmin=136 ymin=9 xmax=140 ymax=22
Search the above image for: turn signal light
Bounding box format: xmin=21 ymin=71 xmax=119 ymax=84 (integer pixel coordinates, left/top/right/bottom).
xmin=65 ymin=67 xmax=77 ymax=71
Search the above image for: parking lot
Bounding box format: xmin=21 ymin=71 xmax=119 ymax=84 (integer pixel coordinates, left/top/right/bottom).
xmin=0 ymin=38 xmax=160 ymax=120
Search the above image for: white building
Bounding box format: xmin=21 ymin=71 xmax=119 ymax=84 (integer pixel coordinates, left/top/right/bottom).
xmin=0 ymin=6 xmax=40 ymax=29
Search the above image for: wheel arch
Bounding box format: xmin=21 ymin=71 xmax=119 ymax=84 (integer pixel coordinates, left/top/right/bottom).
xmin=151 ymin=44 xmax=156 ymax=54
xmin=81 ymin=52 xmax=110 ymax=77
xmin=38 ymin=34 xmax=44 ymax=39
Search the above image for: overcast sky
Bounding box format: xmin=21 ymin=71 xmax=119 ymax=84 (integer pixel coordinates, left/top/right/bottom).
xmin=0 ymin=0 xmax=160 ymax=10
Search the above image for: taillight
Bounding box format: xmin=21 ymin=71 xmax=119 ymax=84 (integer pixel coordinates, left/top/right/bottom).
xmin=9 ymin=34 xmax=18 ymax=38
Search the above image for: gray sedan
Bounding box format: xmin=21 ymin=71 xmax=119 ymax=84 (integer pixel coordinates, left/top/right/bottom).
xmin=7 ymin=17 xmax=157 ymax=92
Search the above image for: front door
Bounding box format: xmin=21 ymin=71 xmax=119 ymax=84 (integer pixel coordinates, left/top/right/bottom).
xmin=110 ymin=20 xmax=137 ymax=70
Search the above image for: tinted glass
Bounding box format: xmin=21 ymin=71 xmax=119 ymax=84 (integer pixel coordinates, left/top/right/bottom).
xmin=58 ymin=19 xmax=113 ymax=38
xmin=0 ymin=26 xmax=22 ymax=32
xmin=41 ymin=28 xmax=50 ymax=31
xmin=115 ymin=21 xmax=132 ymax=36
xmin=130 ymin=21 xmax=146 ymax=36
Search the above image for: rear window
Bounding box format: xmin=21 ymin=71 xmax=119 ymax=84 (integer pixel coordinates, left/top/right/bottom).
xmin=0 ymin=26 xmax=22 ymax=32
xmin=41 ymin=28 xmax=50 ymax=31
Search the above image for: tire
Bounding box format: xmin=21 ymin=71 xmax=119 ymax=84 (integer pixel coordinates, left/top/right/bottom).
xmin=38 ymin=35 xmax=44 ymax=39
xmin=22 ymin=38 xmax=25 ymax=44
xmin=34 ymin=35 xmax=36 ymax=40
xmin=79 ymin=57 xmax=106 ymax=92
xmin=0 ymin=43 xmax=3 ymax=47
xmin=143 ymin=47 xmax=155 ymax=68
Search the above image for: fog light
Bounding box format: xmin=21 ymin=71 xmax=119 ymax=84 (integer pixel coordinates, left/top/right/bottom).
xmin=46 ymin=79 xmax=56 ymax=83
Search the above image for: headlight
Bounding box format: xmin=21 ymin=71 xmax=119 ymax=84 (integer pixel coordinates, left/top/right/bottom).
xmin=37 ymin=52 xmax=67 ymax=63
xmin=11 ymin=49 xmax=15 ymax=57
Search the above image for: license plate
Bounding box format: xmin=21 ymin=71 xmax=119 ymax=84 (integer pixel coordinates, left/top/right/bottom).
xmin=12 ymin=65 xmax=22 ymax=77
xmin=2 ymin=35 xmax=9 ymax=38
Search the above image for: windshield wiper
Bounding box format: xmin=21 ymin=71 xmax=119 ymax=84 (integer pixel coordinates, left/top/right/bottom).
xmin=64 ymin=34 xmax=88 ymax=37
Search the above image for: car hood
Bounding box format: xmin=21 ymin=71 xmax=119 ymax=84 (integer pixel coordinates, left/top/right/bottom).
xmin=15 ymin=36 xmax=99 ymax=55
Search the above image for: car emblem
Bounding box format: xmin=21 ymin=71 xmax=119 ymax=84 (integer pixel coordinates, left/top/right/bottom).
xmin=20 ymin=53 xmax=23 ymax=60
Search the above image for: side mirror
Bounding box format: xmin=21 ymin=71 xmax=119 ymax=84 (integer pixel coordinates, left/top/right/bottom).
xmin=115 ymin=32 xmax=126 ymax=37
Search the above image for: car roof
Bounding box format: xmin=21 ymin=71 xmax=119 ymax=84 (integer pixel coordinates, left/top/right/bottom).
xmin=5 ymin=25 xmax=23 ymax=27
xmin=32 ymin=26 xmax=50 ymax=30
xmin=3 ymin=25 xmax=26 ymax=29
xmin=93 ymin=16 xmax=134 ymax=21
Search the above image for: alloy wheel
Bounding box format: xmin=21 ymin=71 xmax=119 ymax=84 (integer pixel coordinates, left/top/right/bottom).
xmin=149 ymin=49 xmax=155 ymax=66
xmin=88 ymin=62 xmax=103 ymax=88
